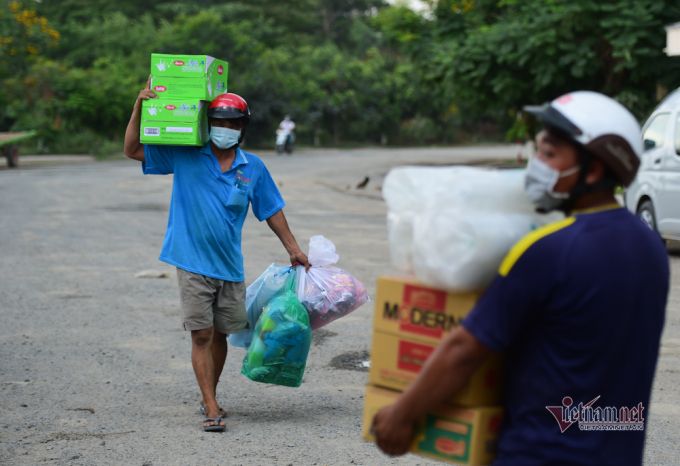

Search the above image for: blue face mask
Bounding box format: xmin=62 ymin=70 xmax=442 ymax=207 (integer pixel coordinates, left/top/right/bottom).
xmin=210 ymin=126 xmax=241 ymax=149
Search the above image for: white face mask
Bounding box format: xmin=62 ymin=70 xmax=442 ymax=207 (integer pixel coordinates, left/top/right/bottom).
xmin=210 ymin=126 xmax=241 ymax=149
xmin=524 ymin=157 xmax=580 ymax=212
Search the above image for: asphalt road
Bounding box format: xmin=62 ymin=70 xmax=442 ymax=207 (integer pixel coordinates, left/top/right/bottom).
xmin=1 ymin=146 xmax=678 ymax=465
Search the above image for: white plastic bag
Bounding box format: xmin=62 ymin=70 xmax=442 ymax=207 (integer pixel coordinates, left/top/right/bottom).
xmin=307 ymin=235 xmax=339 ymax=266
xmin=383 ymin=166 xmax=539 ymax=215
xmin=383 ymin=167 xmax=535 ymax=273
xmin=295 ymin=236 xmax=370 ymax=330
xmin=411 ymin=211 xmax=539 ymax=290
xmin=228 ymin=263 xmax=292 ymax=349
xmin=383 ymin=166 xmax=562 ymax=291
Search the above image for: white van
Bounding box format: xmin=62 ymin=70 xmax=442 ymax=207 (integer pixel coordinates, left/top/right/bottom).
xmin=625 ymin=88 xmax=680 ymax=239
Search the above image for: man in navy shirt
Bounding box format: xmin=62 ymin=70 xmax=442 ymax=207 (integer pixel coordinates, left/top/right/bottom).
xmin=124 ymin=78 xmax=310 ymax=432
xmin=372 ymin=91 xmax=669 ymax=465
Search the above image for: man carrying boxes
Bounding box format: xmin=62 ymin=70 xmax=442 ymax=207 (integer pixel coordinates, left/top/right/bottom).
xmin=123 ymin=55 xmax=311 ymax=432
xmin=370 ymin=92 xmax=669 ymax=466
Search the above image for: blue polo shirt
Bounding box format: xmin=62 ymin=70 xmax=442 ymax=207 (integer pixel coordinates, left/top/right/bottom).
xmin=142 ymin=143 xmax=285 ymax=281
xmin=463 ymin=205 xmax=669 ymax=466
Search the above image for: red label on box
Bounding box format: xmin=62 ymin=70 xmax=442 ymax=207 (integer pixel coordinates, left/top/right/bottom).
xmin=398 ymin=340 xmax=434 ymax=373
xmin=174 ymin=60 xmax=184 ymax=66
xmin=218 ymin=65 xmax=224 ymax=75
xmin=399 ymin=284 xmax=448 ymax=338
xmin=165 ymin=105 xmax=176 ymax=110
xmin=154 ymin=86 xmax=167 ymax=92
xmin=488 ymin=414 xmax=502 ymax=434
xmin=435 ymin=438 xmax=466 ymax=456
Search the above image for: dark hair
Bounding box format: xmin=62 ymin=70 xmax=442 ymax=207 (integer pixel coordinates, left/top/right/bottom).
xmin=543 ymin=124 xmax=576 ymax=147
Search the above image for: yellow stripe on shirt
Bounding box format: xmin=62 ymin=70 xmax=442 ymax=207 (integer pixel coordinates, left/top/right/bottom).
xmin=571 ymin=203 xmax=621 ymax=215
xmin=498 ymin=217 xmax=577 ymax=277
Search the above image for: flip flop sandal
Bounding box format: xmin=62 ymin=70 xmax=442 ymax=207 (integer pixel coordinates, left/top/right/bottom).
xmin=203 ymin=415 xmax=226 ymax=432
xmin=200 ymin=405 xmax=227 ymax=417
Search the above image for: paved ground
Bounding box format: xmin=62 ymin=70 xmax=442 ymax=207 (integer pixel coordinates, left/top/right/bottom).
xmin=0 ymin=146 xmax=678 ymax=465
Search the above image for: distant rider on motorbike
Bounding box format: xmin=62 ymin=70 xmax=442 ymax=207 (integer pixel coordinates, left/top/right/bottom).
xmin=278 ymin=115 xmax=295 ymax=142
xmin=276 ymin=115 xmax=296 ymax=154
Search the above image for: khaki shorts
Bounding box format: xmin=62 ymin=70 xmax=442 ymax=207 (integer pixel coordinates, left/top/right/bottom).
xmin=176 ymin=267 xmax=248 ymax=335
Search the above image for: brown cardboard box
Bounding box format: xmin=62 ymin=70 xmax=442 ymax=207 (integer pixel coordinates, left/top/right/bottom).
xmin=369 ymin=330 xmax=503 ymax=407
xmin=373 ymin=276 xmax=481 ymax=346
xmin=362 ymin=385 xmax=503 ymax=466
xmin=370 ymin=276 xmax=502 ymax=406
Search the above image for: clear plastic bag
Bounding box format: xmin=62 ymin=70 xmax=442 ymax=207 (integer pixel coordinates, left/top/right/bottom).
xmin=383 ymin=166 xmax=540 ymax=216
xmin=295 ymin=236 xmax=370 ymax=330
xmin=228 ymin=263 xmax=292 ymax=349
xmin=307 ymin=235 xmax=339 ymax=266
xmin=241 ymin=272 xmax=312 ymax=387
xmin=382 ymin=167 xmax=563 ymax=291
xmin=411 ymin=211 xmax=540 ymax=291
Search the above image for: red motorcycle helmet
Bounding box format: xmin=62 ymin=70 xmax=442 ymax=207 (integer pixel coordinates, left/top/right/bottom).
xmin=208 ymin=93 xmax=250 ymax=144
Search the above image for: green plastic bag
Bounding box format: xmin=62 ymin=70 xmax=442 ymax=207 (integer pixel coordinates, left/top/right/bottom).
xmin=241 ymin=271 xmax=312 ymax=387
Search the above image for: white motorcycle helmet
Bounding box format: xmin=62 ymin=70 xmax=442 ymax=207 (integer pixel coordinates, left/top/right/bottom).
xmin=524 ymin=91 xmax=642 ymax=187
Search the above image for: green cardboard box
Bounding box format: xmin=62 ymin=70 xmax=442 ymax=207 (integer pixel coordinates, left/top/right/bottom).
xmin=150 ymin=76 xmax=226 ymax=100
xmin=150 ymin=54 xmax=228 ymax=100
xmin=140 ymin=98 xmax=209 ymax=146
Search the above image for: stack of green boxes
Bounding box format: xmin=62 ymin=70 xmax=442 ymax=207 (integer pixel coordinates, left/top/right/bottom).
xmin=140 ymin=54 xmax=229 ymax=146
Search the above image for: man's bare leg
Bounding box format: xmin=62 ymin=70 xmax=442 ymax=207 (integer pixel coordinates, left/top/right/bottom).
xmin=200 ymin=330 xmax=228 ymax=416
xmin=191 ymin=327 xmax=225 ymax=428
xmin=212 ymin=330 xmax=228 ymax=391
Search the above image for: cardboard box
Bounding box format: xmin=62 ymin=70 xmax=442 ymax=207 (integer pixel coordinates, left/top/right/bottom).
xmin=150 ymin=76 xmax=227 ymax=100
xmin=150 ymin=54 xmax=228 ymax=79
xmin=362 ymin=385 xmax=502 ymax=465
xmin=369 ymin=331 xmax=503 ymax=407
xmin=373 ymin=276 xmax=482 ymax=346
xmin=150 ymin=54 xmax=228 ymax=100
xmin=140 ymin=98 xmax=209 ymax=146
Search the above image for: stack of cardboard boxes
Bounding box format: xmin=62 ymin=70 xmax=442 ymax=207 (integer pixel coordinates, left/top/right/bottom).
xmin=362 ymin=276 xmax=504 ymax=465
xmin=140 ymin=54 xmax=229 ymax=146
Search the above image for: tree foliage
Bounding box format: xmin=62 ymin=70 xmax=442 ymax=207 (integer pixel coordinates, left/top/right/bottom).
xmin=375 ymin=0 xmax=680 ymax=138
xmin=1 ymin=0 xmax=679 ymax=152
xmin=0 ymin=1 xmax=59 ymax=77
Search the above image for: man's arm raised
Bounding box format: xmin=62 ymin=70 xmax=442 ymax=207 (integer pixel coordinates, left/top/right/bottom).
xmin=123 ymin=75 xmax=157 ymax=162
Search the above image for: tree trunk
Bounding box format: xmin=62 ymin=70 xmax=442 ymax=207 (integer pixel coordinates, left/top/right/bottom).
xmin=322 ymin=5 xmax=333 ymax=39
xmin=333 ymin=114 xmax=339 ymax=145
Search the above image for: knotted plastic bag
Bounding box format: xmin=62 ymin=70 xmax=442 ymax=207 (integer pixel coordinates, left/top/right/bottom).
xmin=241 ymin=272 xmax=312 ymax=387
xmin=295 ymin=236 xmax=370 ymax=330
xmin=228 ymin=263 xmax=292 ymax=349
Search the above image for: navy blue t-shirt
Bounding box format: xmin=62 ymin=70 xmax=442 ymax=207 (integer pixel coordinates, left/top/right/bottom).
xmin=463 ymin=205 xmax=669 ymax=466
